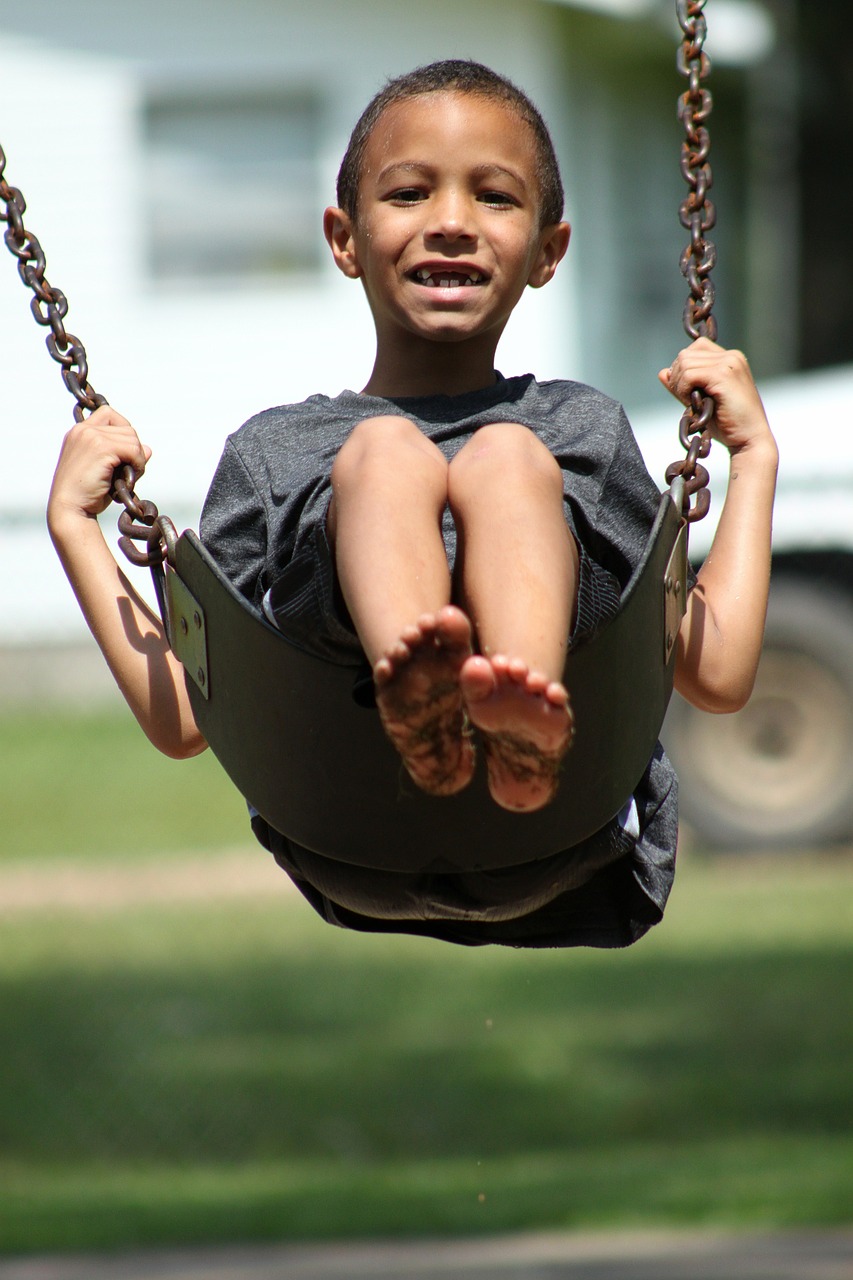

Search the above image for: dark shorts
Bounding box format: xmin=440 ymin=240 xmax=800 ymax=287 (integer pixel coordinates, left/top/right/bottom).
xmin=252 ymin=801 xmax=667 ymax=951
xmin=251 ymin=744 xmax=677 ymax=950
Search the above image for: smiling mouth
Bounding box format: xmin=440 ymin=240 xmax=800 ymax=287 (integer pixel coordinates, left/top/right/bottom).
xmin=410 ymin=268 xmax=487 ymax=288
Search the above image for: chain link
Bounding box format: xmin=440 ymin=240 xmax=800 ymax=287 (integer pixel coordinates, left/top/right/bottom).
xmin=0 ymin=143 xmax=167 ymax=565
xmin=666 ymin=0 xmax=717 ymax=522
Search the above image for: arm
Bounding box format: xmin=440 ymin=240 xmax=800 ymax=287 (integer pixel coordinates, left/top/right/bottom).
xmin=662 ymin=338 xmax=779 ymax=714
xmin=47 ymin=406 xmax=206 ymax=758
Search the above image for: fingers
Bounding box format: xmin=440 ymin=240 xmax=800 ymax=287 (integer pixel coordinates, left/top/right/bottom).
xmin=71 ymin=409 xmax=150 ymax=476
xmin=86 ymin=404 xmax=132 ymax=428
xmin=660 ymin=338 xmax=770 ymax=453
xmin=50 ymin=407 xmax=151 ymax=522
xmin=80 ymin=406 xmax=150 ymax=473
xmin=662 ymin=337 xmax=751 ymax=404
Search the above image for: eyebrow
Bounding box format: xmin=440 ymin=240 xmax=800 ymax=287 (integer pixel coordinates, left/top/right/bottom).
xmin=375 ymin=161 xmax=527 ymax=187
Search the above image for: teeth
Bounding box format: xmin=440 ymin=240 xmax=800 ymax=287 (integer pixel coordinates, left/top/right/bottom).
xmin=414 ymin=268 xmax=484 ymax=286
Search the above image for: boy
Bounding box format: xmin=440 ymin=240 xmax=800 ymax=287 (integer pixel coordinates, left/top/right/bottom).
xmin=48 ymin=61 xmax=777 ymax=947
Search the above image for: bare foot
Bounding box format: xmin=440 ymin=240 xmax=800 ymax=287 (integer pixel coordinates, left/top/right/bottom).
xmin=374 ymin=606 xmax=476 ymax=796
xmin=460 ymin=653 xmax=573 ymax=812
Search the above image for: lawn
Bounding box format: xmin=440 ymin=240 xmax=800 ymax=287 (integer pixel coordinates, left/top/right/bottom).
xmin=0 ymin=709 xmax=248 ymax=862
xmin=1 ymin=709 xmax=852 ymax=1254
xmin=1 ymin=850 xmax=852 ymax=1254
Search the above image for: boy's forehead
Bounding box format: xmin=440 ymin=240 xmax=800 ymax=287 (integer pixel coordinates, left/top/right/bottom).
xmin=362 ymin=91 xmax=539 ymax=175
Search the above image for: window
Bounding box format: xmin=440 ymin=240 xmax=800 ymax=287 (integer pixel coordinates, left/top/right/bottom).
xmin=145 ymin=90 xmax=321 ymax=283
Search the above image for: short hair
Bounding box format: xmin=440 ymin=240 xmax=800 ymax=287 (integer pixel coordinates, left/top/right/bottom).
xmin=336 ymin=59 xmax=564 ymax=228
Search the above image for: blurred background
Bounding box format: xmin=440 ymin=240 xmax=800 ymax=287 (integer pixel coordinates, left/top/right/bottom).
xmin=0 ymin=0 xmax=851 ymax=1262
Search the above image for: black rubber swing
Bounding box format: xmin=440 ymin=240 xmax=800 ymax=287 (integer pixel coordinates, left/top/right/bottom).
xmin=1 ymin=0 xmax=716 ymax=877
xmin=163 ymin=492 xmax=687 ymax=873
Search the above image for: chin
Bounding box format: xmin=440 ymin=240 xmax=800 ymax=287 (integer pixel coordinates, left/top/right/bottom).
xmin=413 ymin=317 xmax=497 ymax=344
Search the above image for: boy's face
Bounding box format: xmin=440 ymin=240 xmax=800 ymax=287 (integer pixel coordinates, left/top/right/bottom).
xmin=325 ymin=92 xmax=569 ymax=352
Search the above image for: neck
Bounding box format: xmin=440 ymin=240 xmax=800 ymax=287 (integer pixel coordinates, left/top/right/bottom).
xmin=361 ymin=334 xmax=501 ymax=399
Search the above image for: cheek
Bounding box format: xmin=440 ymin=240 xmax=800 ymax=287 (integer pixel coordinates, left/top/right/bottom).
xmin=495 ymin=223 xmax=538 ymax=265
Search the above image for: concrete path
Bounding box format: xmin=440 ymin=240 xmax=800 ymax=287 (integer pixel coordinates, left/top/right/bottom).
xmin=2 ymin=1230 xmax=852 ymax=1280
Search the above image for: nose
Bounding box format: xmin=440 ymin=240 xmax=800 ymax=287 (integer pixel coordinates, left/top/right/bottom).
xmin=425 ymin=187 xmax=476 ymax=244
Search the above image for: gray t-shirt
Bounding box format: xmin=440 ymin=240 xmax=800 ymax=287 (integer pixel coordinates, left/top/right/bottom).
xmin=201 ymin=374 xmax=662 ymax=610
xmin=200 ymin=375 xmax=681 ymax=949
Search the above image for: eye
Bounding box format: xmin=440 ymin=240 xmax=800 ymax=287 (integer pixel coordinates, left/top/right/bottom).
xmin=386 ymin=187 xmax=427 ymax=205
xmin=478 ymin=190 xmax=520 ymax=209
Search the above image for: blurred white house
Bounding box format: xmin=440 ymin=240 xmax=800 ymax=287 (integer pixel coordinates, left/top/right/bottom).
xmin=0 ymin=0 xmax=788 ymax=642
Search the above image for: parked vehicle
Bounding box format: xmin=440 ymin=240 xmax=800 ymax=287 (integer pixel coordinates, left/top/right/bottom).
xmin=633 ymin=364 xmax=853 ymax=850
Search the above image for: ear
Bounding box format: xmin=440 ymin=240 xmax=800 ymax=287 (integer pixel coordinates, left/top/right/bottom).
xmin=527 ymin=220 xmax=571 ymax=289
xmin=323 ymin=206 xmax=362 ymax=279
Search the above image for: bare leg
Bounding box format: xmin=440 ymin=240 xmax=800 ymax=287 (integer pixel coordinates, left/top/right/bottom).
xmin=328 ymin=416 xmax=474 ymax=795
xmin=448 ymin=423 xmax=577 ymax=811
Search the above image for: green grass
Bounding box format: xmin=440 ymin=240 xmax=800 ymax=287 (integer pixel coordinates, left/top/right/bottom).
xmin=1 ymin=855 xmax=852 ymax=1253
xmin=0 ymin=709 xmax=248 ymax=861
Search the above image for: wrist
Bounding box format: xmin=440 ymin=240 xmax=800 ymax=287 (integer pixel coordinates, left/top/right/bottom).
xmin=47 ymin=500 xmax=101 ymax=547
xmin=728 ymin=429 xmax=778 ymax=471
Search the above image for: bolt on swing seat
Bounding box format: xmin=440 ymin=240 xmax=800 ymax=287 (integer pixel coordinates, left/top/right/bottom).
xmin=162 ymin=485 xmax=688 ymax=874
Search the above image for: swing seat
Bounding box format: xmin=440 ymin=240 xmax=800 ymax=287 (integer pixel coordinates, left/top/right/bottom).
xmin=165 ymin=488 xmax=687 ymax=874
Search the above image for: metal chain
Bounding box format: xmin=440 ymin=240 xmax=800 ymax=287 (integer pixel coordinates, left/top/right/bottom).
xmin=665 ymin=0 xmax=717 ymax=522
xmin=0 ymin=143 xmax=167 ymax=566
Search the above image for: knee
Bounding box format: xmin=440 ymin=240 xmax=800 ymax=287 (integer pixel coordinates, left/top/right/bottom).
xmin=449 ymin=423 xmax=562 ymax=497
xmin=334 ymin=415 xmax=418 ymax=481
xmin=331 ymin=415 xmax=447 ymax=493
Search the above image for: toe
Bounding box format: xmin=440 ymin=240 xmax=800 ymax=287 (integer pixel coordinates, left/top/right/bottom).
xmin=525 ymin=669 xmax=550 ymax=696
xmin=545 ymin=680 xmax=570 ymax=709
xmin=374 ymin=656 xmax=393 ymax=685
xmin=459 ymin=654 xmax=497 ymax=702
xmin=436 ymin=605 xmax=474 ymax=652
xmin=390 ymin=638 xmax=413 ymax=665
xmin=506 ymin=658 xmax=530 ymax=686
xmin=403 ymin=621 xmax=429 ymax=646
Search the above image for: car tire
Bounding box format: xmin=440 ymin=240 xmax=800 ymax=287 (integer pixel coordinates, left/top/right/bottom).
xmin=663 ymin=577 xmax=853 ymax=850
